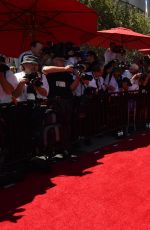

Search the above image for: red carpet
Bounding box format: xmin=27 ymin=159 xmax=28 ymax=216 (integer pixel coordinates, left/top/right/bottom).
xmin=1 ymin=132 xmax=150 ymax=230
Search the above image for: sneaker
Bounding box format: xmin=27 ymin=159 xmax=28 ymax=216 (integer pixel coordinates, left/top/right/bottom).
xmin=69 ymin=154 xmax=78 ymax=162
xmin=63 ymin=149 xmax=78 ymax=161
xmin=50 ymin=153 xmax=64 ymax=162
xmin=54 ymin=153 xmax=64 ymax=159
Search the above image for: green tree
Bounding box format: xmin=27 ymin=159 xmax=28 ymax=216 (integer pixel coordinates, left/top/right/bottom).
xmin=80 ymin=0 xmax=150 ymax=35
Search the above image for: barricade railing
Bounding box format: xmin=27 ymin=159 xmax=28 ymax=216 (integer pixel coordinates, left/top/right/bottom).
xmin=0 ymin=90 xmax=150 ymax=171
xmin=72 ymin=90 xmax=150 ymax=139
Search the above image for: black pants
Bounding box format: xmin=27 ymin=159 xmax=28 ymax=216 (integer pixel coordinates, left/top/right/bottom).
xmin=0 ymin=103 xmax=46 ymax=164
xmin=0 ymin=104 xmax=18 ymax=163
xmin=49 ymin=97 xmax=73 ymax=150
xmin=16 ymin=103 xmax=46 ymax=156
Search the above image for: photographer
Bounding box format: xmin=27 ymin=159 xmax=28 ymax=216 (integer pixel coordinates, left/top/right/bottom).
xmin=127 ymin=65 xmax=141 ymax=91
xmin=13 ymin=55 xmax=49 ymax=157
xmin=140 ymin=71 xmax=150 ymax=91
xmin=72 ymin=62 xmax=97 ymax=97
xmin=14 ymin=55 xmax=49 ymax=101
xmin=92 ymin=64 xmax=106 ymax=95
xmin=0 ymin=56 xmax=18 ymax=165
xmin=71 ymin=62 xmax=98 ymax=145
xmin=43 ymin=56 xmax=84 ymax=159
xmin=104 ymin=66 xmax=122 ymax=93
xmin=0 ymin=56 xmax=17 ymax=103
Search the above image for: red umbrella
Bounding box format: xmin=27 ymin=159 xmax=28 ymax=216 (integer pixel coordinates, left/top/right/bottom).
xmin=0 ymin=0 xmax=97 ymax=57
xmin=138 ymin=49 xmax=150 ymax=54
xmin=87 ymin=27 xmax=150 ymax=49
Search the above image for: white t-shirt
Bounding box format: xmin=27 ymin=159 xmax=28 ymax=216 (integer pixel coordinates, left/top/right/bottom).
xmin=104 ymin=49 xmax=118 ymax=64
xmin=130 ymin=79 xmax=139 ymax=91
xmin=105 ymin=75 xmax=119 ymax=93
xmin=88 ymin=78 xmax=97 ymax=88
xmin=95 ymin=77 xmax=106 ymax=91
xmin=15 ymin=71 xmax=49 ymax=102
xmin=0 ymin=70 xmax=18 ymax=104
xmin=104 ymin=48 xmax=125 ymax=64
xmin=73 ymin=83 xmax=85 ymax=96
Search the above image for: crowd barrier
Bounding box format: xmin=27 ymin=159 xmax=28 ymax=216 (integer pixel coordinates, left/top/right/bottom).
xmin=72 ymin=90 xmax=150 ymax=138
xmin=0 ymin=90 xmax=150 ymax=172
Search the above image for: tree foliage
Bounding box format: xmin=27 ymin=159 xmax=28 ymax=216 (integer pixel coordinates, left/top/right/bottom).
xmin=80 ymin=0 xmax=150 ymax=35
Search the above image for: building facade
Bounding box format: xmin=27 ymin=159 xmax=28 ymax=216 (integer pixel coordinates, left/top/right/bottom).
xmin=121 ymin=0 xmax=150 ymax=16
xmin=78 ymin=0 xmax=150 ymax=16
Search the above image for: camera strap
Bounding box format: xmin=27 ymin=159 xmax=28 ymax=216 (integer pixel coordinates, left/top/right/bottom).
xmin=80 ymin=81 xmax=87 ymax=95
xmin=95 ymin=79 xmax=99 ymax=90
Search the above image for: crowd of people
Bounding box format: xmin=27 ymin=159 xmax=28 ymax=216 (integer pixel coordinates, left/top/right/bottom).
xmin=0 ymin=40 xmax=150 ymax=169
xmin=5 ymin=41 xmax=150 ymax=96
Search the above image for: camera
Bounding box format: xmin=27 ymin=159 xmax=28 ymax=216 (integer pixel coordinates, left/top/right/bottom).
xmin=73 ymin=64 xmax=93 ymax=81
xmin=80 ymin=73 xmax=93 ymax=81
xmin=73 ymin=63 xmax=85 ymax=73
xmin=23 ymin=72 xmax=43 ymax=101
xmin=25 ymin=72 xmax=43 ymax=87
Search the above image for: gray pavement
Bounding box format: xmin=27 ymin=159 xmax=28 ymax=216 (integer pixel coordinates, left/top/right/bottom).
xmin=74 ymin=134 xmax=118 ymax=154
xmin=75 ymin=126 xmax=150 ymax=155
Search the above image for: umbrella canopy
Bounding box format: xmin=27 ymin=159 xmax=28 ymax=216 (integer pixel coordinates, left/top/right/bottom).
xmin=138 ymin=49 xmax=150 ymax=54
xmin=87 ymin=27 xmax=150 ymax=50
xmin=0 ymin=0 xmax=98 ymax=57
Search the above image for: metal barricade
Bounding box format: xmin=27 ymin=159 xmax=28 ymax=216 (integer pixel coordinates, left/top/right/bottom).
xmin=72 ymin=90 xmax=150 ymax=138
xmin=0 ymin=91 xmax=150 ymax=172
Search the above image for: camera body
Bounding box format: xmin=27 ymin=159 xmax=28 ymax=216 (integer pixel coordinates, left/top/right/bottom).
xmin=73 ymin=64 xmax=93 ymax=81
xmin=25 ymin=72 xmax=43 ymax=87
xmin=80 ymin=73 xmax=93 ymax=81
xmin=23 ymin=72 xmax=43 ymax=101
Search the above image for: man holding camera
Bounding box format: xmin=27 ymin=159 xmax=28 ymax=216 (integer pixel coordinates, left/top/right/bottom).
xmin=69 ymin=62 xmax=97 ymax=146
xmin=13 ymin=55 xmax=49 ymax=157
xmin=42 ymin=56 xmax=83 ymax=159
xmin=14 ymin=55 xmax=49 ymax=102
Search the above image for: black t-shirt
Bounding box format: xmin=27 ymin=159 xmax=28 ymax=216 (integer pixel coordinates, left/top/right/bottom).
xmin=46 ymin=72 xmax=74 ymax=98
